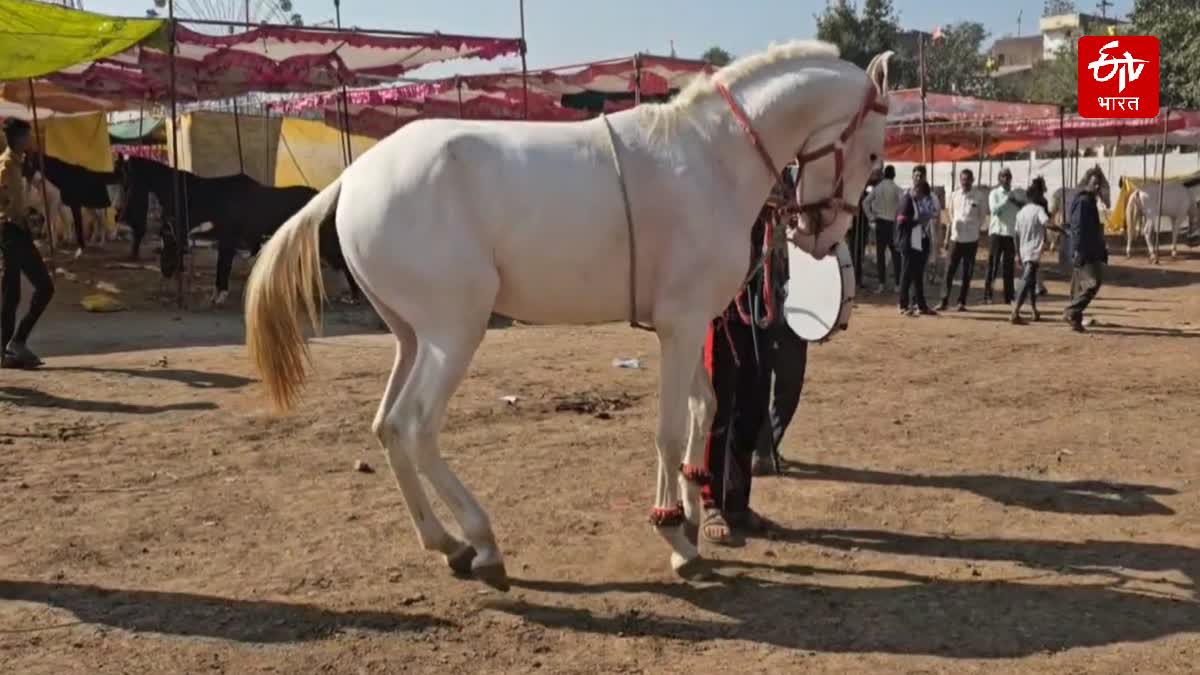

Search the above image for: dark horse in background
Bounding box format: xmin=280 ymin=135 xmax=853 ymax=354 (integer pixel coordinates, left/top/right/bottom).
xmin=116 ymin=155 xmax=360 ymax=305
xmin=23 ymin=153 xmax=121 ymax=256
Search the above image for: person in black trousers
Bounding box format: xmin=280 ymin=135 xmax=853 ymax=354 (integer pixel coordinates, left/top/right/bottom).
xmin=750 ymin=322 xmax=808 ymax=477
xmin=700 ymin=204 xmax=779 ymax=546
xmin=1063 ymin=167 xmax=1110 ymax=332
xmin=865 ymin=165 xmax=903 ymax=292
xmin=896 ymin=175 xmax=939 ymax=316
xmin=984 ymin=167 xmax=1020 ymax=305
xmin=1 ymin=118 xmax=54 ymax=369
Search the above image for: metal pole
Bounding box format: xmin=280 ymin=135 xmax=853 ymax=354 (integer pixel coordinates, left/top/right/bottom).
xmin=232 ymin=97 xmax=245 ymax=174
xmin=1155 ymin=108 xmax=1171 ymax=260
xmin=168 ymin=3 xmax=185 ymax=308
xmin=456 ymin=77 xmax=464 ymax=118
xmin=1059 ymin=106 xmax=1067 ymax=222
xmin=633 ymin=54 xmax=642 ymax=106
xmin=919 ymin=37 xmax=928 ymax=166
xmin=519 ymin=0 xmax=529 ymax=119
xmin=26 ymin=80 xmax=55 ymax=258
xmin=977 ymin=124 xmax=985 ymax=183
xmin=333 ymin=0 xmax=354 ymax=166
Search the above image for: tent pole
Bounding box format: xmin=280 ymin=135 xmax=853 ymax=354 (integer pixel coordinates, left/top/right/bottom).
xmin=333 ymin=0 xmax=353 ymax=166
xmin=26 ymin=80 xmax=56 ymax=259
xmin=519 ymin=0 xmax=529 ymax=119
xmin=1058 ymin=106 xmax=1067 ymax=226
xmin=232 ymin=97 xmax=245 ymax=174
xmin=918 ymin=37 xmax=928 ymax=166
xmin=456 ymin=77 xmax=464 ymax=118
xmin=1155 ymin=108 xmax=1171 ymax=261
xmin=633 ymin=54 xmax=642 ymax=106
xmin=977 ymin=124 xmax=985 ymax=183
xmin=168 ymin=4 xmax=185 ymax=309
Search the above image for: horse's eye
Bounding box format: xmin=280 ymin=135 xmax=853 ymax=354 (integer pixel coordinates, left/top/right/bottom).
xmin=869 ymin=153 xmax=878 ymax=163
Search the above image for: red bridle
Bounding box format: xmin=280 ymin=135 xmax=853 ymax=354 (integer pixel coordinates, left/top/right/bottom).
xmin=715 ymin=79 xmax=889 ymax=234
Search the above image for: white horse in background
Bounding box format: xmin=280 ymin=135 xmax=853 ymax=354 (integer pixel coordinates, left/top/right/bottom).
xmin=244 ymin=41 xmax=892 ymax=588
xmin=1123 ymin=178 xmax=1200 ymax=262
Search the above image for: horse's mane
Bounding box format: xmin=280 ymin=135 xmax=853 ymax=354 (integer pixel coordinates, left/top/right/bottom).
xmin=638 ymin=40 xmax=842 ymax=138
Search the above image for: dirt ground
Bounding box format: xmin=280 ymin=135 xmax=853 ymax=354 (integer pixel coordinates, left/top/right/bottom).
xmin=2 ymin=243 xmax=1200 ymax=674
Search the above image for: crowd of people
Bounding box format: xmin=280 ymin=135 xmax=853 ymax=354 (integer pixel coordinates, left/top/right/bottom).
xmin=861 ymin=162 xmax=1110 ymax=331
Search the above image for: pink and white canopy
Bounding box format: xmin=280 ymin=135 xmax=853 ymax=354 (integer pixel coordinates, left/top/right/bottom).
xmin=280 ymin=54 xmax=715 ymax=138
xmin=47 ymin=23 xmax=523 ymax=102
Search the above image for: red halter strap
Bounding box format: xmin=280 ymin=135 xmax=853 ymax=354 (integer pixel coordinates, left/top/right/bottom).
xmin=714 ymin=80 xmax=889 ymax=218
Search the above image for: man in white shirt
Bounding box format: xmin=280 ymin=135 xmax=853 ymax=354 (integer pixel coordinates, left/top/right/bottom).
xmin=985 ymin=167 xmax=1021 ymax=304
xmin=863 ymin=164 xmax=904 ymax=292
xmin=938 ymin=168 xmax=987 ymax=311
xmin=1012 ymin=177 xmax=1050 ymax=324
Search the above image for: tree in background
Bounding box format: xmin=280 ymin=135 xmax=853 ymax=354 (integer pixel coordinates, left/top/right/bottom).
xmin=1042 ymin=0 xmax=1076 ymax=16
xmin=815 ymin=0 xmax=898 ymax=69
xmin=1131 ymin=0 xmax=1200 ymax=109
xmin=924 ymin=22 xmax=997 ymax=97
xmin=701 ymin=46 xmax=734 ymax=67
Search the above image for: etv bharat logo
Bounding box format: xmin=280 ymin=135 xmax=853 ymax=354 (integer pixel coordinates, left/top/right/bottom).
xmin=1078 ymin=35 xmax=1160 ymax=119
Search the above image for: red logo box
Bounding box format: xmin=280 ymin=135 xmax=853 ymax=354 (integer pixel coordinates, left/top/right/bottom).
xmin=1077 ymin=35 xmax=1159 ymax=119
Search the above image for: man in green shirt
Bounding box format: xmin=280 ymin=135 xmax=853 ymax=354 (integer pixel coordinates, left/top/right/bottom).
xmin=985 ymin=168 xmax=1021 ymax=304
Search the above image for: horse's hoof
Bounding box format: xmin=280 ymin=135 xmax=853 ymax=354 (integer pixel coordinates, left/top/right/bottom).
xmin=446 ymin=545 xmax=477 ymax=578
xmin=474 ymin=562 xmax=510 ymax=592
xmin=673 ymin=556 xmax=712 ymax=581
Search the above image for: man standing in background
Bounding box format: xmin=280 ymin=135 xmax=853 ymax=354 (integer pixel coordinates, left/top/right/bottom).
xmin=863 ymin=165 xmax=903 ymax=293
xmin=985 ymin=168 xmax=1020 ymax=305
xmin=939 ymin=168 xmax=987 ymax=312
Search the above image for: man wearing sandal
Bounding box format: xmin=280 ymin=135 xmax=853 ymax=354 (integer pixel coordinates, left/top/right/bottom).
xmin=1 ymin=118 xmax=54 ymax=370
xmin=698 ymin=172 xmax=793 ymax=547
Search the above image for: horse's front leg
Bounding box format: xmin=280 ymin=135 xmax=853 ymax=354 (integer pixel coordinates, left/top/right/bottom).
xmin=652 ymin=317 xmax=708 ymax=578
xmin=213 ymin=240 xmax=236 ymax=306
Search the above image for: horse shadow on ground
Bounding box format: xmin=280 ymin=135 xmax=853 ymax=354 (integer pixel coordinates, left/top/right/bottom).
xmin=0 ymin=580 xmax=451 ymax=644
xmin=778 ymin=462 xmax=1176 ymax=517
xmin=0 ymin=387 xmax=216 ymax=415
xmin=497 ymin=530 xmax=1200 ymax=658
xmin=42 ymin=366 xmax=253 ymax=390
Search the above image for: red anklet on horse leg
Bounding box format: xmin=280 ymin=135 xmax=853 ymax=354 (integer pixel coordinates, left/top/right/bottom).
xmin=649 ymin=503 xmax=685 ymax=527
xmin=680 ymin=463 xmax=712 ymax=485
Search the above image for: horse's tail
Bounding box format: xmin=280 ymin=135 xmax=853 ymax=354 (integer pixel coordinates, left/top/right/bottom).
xmin=244 ymin=178 xmax=343 ymax=412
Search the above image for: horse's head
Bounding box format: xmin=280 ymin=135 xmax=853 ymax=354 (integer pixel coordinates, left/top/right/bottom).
xmin=783 ymin=49 xmax=893 ymax=258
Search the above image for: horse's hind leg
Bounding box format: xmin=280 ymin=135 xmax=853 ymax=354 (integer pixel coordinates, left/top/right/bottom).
xmin=368 ymin=292 xmax=475 ymax=576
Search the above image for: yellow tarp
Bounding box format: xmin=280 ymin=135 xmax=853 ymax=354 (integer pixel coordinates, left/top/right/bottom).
xmin=34 ymin=111 xmax=112 ymax=173
xmin=1110 ymin=170 xmax=1200 ymax=233
xmin=274 ymin=118 xmax=376 ymax=189
xmin=0 ymin=0 xmax=164 ymax=81
xmin=168 ymin=110 xmax=281 ymax=184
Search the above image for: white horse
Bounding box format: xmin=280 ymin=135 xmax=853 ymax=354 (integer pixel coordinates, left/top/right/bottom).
xmin=1123 ymin=179 xmax=1199 ymax=262
xmin=244 ymin=41 xmax=892 ymax=588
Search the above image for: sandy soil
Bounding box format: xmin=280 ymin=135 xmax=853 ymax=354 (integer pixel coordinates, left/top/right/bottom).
xmin=2 ymin=243 xmax=1200 ymax=674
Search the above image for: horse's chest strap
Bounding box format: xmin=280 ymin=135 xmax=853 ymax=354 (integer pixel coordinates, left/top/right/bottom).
xmin=600 ymin=114 xmax=655 ymax=333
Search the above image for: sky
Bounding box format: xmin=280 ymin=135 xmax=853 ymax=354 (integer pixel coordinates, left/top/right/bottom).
xmin=81 ymin=0 xmax=1136 ymax=79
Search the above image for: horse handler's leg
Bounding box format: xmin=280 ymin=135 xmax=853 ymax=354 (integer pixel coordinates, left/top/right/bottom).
xmin=653 ymin=318 xmax=708 ymax=578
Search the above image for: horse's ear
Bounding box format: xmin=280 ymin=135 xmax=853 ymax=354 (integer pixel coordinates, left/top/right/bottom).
xmin=867 ymin=50 xmax=894 ymax=96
